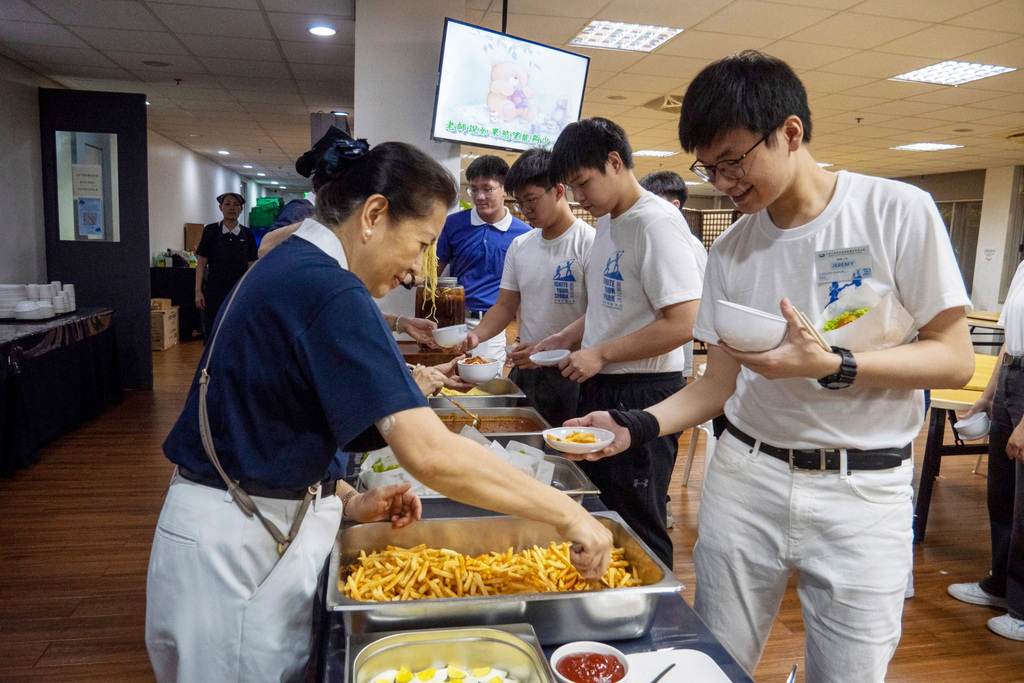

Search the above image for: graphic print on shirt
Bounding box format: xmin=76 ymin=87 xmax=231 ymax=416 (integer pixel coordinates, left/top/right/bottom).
xmin=825 ymin=269 xmax=866 ymax=308
xmin=553 ymin=258 xmax=578 ymax=305
xmin=602 ymin=250 xmax=625 ymax=309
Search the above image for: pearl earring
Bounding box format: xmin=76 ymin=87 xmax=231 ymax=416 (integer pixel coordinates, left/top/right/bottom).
xmin=365 ymin=229 xmax=372 ymax=237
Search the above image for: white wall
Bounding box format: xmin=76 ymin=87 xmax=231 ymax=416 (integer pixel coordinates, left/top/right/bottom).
xmin=0 ymin=58 xmax=62 ymax=284
xmin=971 ymin=166 xmax=1017 ymax=311
xmin=147 ymin=130 xmax=264 ymax=264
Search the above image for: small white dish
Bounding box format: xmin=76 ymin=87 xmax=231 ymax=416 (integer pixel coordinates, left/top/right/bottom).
xmin=432 ymin=323 xmax=467 ymax=348
xmin=530 ymin=349 xmax=571 ymax=367
xmin=457 ymin=357 xmax=500 ymax=383
xmin=713 ymin=300 xmax=788 ymax=352
xmin=954 ymin=412 xmax=990 ymax=440
xmin=551 ymin=641 xmax=630 ymax=683
xmin=543 ymin=427 xmax=615 ymax=455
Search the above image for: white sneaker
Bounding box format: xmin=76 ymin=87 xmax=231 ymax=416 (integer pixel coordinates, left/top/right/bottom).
xmin=666 ymin=509 xmax=674 ymax=529
xmin=987 ymin=614 xmax=1024 ymax=641
xmin=948 ymin=582 xmax=1008 ymax=608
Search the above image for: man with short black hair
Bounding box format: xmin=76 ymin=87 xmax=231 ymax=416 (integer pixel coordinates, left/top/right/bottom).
xmin=536 ymin=117 xmax=705 ymax=568
xmin=438 ymin=155 xmax=530 ymax=365
xmin=568 ymin=51 xmax=974 ymax=682
xmin=461 ymin=149 xmax=594 ymax=427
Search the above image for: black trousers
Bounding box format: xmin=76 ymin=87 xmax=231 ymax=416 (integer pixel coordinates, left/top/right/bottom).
xmin=201 ymin=286 xmax=230 ymax=344
xmin=981 ymin=364 xmax=1024 ymax=619
xmin=509 ymin=366 xmax=581 ymax=428
xmin=577 ymin=371 xmax=685 ymax=569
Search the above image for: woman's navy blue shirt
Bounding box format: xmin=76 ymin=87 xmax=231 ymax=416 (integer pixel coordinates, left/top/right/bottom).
xmin=163 ymin=236 xmax=427 ymax=489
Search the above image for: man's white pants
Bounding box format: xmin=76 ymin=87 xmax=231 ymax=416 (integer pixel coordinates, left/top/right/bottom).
xmin=146 ymin=472 xmax=342 ymax=682
xmin=694 ymin=431 xmax=913 ymax=683
xmin=466 ymin=317 xmax=506 ymax=367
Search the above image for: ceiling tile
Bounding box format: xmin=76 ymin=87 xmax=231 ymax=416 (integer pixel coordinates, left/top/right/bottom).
xmin=149 ymin=4 xmax=272 ymax=39
xmin=774 ymin=0 xmax=861 ymax=8
xmin=174 ymin=98 xmax=245 ymax=112
xmin=480 ymin=12 xmax=588 ymax=45
xmin=287 ymin=61 xmax=354 ymax=81
xmin=798 ymin=70 xmax=874 ymax=94
xmin=139 ymin=72 xmax=222 ymax=87
xmin=68 ymin=26 xmax=187 ymax=53
xmin=786 ymin=12 xmax=929 ymax=49
xmin=266 ymin=13 xmax=354 ymax=43
xmin=465 ymin=9 xmax=485 ymax=24
xmin=596 ymin=0 xmax=732 ymax=30
xmin=620 ymin=106 xmax=679 ymax=121
xmin=949 ymin=110 xmax=1024 ymax=128
xmin=491 ymin=0 xmax=609 ymax=18
xmin=0 ymin=0 xmax=54 ymax=23
xmin=225 ymin=75 xmax=298 ymax=93
xmin=623 ymin=53 xmax=710 ymax=81
xmin=571 ymin=47 xmax=644 ymax=73
xmin=177 ymin=34 xmax=281 ymax=61
xmin=278 ymin=40 xmax=354 ymax=65
xmin=838 ymin=78 xmax=945 ymax=100
xmin=971 ymin=93 xmax=1024 ymax=112
xmin=692 ymin=1 xmax=835 ymax=39
xmin=905 ymin=86 xmax=1007 ymax=107
xmin=956 ymin=37 xmax=1024 ymax=70
xmin=32 ymin=0 xmax=164 ymax=30
xmin=656 ymin=30 xmax=772 ymax=59
xmin=816 ymin=50 xmax=933 ymax=79
xmin=0 ymin=20 xmax=89 ymax=47
xmin=955 ymin=68 xmax=1024 ymax=94
xmin=849 ymin=0 xmax=995 ymax=22
xmin=912 ymin=106 xmax=1005 ymax=122
xmin=200 ymin=55 xmax=290 ymax=78
xmin=151 ymin=84 xmax=230 ymax=100
xmin=261 ymin=0 xmax=353 ymax=15
xmin=34 ymin=63 xmax=135 ymax=79
xmin=579 ymin=102 xmax=635 ymax=118
xmin=583 ymin=69 xmax=617 ymax=88
xmin=245 ymin=103 xmax=311 ymax=115
xmin=858 ymin=100 xmax=952 ymax=116
xmin=148 ymin=0 xmax=259 ymax=8
xmin=108 ymin=51 xmax=207 ymax=73
xmin=874 ymin=24 xmax=1019 ymax=60
xmin=810 ymin=92 xmax=886 ymax=110
xmin=581 ymin=88 xmax=655 ymax=106
xmin=946 ymin=0 xmax=1024 ymax=34
xmin=231 ymin=90 xmax=305 ymax=105
xmin=3 ymin=43 xmax=117 ymax=68
xmin=598 ymin=71 xmax=687 ymax=94
xmin=297 ymin=79 xmax=353 ymax=98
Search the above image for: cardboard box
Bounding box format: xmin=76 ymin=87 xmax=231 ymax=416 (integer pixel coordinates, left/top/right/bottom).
xmin=152 ymin=306 xmax=179 ymax=351
xmin=184 ymin=223 xmax=205 ymax=252
xmin=151 ymin=298 xmax=173 ymax=311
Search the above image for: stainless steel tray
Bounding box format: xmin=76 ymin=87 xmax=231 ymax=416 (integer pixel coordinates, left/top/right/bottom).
xmin=428 ymin=378 xmax=527 ymax=409
xmin=432 ymin=406 xmax=551 ymax=449
xmin=357 ymin=455 xmax=598 ymax=504
xmin=328 ymin=511 xmax=683 ymax=644
xmin=348 ymin=624 xmax=554 ymax=683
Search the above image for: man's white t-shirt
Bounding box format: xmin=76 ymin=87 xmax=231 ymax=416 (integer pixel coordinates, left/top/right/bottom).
xmin=583 ymin=192 xmax=705 ymax=375
xmin=500 ymin=219 xmax=595 ymax=343
xmin=1000 ymin=261 xmax=1024 ymax=356
xmin=693 ymin=171 xmax=972 ymax=449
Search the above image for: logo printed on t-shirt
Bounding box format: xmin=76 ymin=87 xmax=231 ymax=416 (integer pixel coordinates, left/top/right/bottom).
xmin=603 ymin=250 xmax=625 ymax=309
xmin=553 ymin=258 xmax=578 ymax=305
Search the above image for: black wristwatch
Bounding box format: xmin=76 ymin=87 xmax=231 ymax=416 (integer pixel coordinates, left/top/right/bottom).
xmin=818 ymin=345 xmax=856 ymax=390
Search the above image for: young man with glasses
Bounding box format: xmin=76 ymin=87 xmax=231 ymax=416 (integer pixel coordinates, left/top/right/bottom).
xmin=460 ymin=149 xmax=595 ymax=427
xmin=534 ymin=117 xmax=705 ymax=569
xmin=567 ymin=51 xmax=974 ymax=682
xmin=438 ymin=155 xmax=530 ymax=366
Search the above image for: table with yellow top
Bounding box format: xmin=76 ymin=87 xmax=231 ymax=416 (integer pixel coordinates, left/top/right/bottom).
xmin=914 ymin=353 xmax=997 ymax=543
xmin=966 ymin=310 xmax=1004 ymax=349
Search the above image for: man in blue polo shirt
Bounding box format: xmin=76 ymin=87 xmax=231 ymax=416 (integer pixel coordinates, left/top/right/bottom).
xmin=437 ymin=155 xmax=530 ymax=366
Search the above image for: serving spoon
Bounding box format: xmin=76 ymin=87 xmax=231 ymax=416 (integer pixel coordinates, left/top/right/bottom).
xmin=441 ymin=394 xmax=482 ymax=429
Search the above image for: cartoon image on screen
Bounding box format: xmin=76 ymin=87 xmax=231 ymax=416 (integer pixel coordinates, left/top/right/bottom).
xmin=431 ymin=20 xmax=589 ymax=152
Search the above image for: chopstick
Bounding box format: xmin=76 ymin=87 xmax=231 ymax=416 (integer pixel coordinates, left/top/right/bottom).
xmin=795 ymin=310 xmax=832 ymax=353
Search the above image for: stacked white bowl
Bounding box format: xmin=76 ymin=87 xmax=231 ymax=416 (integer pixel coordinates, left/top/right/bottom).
xmin=62 ymin=284 xmax=76 ymax=312
xmin=0 ymin=284 xmax=27 ymax=318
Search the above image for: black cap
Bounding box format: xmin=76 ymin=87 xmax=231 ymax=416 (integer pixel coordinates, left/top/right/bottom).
xmin=217 ymin=192 xmax=246 ymax=205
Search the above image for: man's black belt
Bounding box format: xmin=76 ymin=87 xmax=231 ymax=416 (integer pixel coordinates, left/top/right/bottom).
xmin=466 ymin=310 xmax=486 ymax=320
xmin=178 ymin=467 xmax=338 ymax=500
xmin=724 ymin=421 xmax=911 ymax=472
xmin=1002 ymin=353 xmax=1024 ymax=369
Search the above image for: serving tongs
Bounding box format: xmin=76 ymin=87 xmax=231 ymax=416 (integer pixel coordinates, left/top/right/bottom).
xmin=440 ymin=394 xmax=482 ymax=429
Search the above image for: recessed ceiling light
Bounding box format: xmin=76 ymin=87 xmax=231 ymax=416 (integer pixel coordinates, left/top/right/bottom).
xmin=570 ymin=20 xmax=683 ymax=53
xmin=271 ymin=181 xmax=279 ymax=185
xmin=218 ymin=150 xmax=230 ymax=155
xmin=817 ymin=162 xmax=833 ymax=167
xmin=890 ymin=143 xmax=964 ymax=151
xmin=634 ymin=150 xmax=678 ymax=157
xmin=257 ymin=172 xmax=266 ymax=176
xmin=145 ymin=100 xmax=150 ymax=105
xmin=890 ymin=60 xmax=1016 ymax=86
xmin=280 ymin=186 xmax=286 ymax=189
xmin=309 ymin=25 xmax=336 ymax=36
xmin=332 ymin=111 xmax=347 ymax=115
xmin=142 ymin=60 xmax=171 ymax=67
xmin=243 ymin=164 xmax=252 ymax=168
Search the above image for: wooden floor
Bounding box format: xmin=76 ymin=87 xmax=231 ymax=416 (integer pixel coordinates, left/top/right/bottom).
xmin=1 ymin=340 xmax=1022 ymax=681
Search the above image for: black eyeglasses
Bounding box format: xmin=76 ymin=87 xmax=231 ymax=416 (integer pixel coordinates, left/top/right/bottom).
xmin=513 ymin=187 xmax=553 ymax=213
xmin=690 ymin=134 xmax=769 ymax=184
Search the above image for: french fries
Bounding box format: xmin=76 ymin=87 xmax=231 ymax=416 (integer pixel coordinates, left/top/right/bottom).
xmin=342 ymin=542 xmax=640 ymax=601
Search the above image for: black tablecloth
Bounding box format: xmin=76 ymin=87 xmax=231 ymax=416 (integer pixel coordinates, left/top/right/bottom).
xmin=0 ymin=308 xmax=123 ymax=477
xmin=151 ymin=266 xmax=203 ymax=341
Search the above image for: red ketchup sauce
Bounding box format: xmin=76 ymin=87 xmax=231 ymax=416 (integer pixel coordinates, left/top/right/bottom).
xmin=555 ymin=653 xmax=626 ymax=683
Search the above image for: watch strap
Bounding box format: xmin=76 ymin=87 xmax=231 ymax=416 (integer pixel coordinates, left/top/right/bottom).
xmin=818 ymin=346 xmax=856 ymax=389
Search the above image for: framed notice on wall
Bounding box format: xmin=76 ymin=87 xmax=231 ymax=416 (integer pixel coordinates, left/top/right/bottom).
xmin=55 ymin=131 xmax=120 ymax=242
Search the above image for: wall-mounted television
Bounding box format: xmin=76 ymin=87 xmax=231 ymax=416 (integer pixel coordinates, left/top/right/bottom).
xmin=430 ymin=19 xmax=589 ymax=153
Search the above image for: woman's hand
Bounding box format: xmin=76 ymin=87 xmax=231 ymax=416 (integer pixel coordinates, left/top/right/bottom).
xmin=1008 ymin=421 xmax=1024 ymax=462
xmin=431 ymin=355 xmax=476 ymax=392
xmin=345 ymin=483 xmax=422 ymax=529
xmin=560 ymin=411 xmax=631 ymax=461
xmin=401 ymin=317 xmax=439 ymax=349
xmin=556 ymin=508 xmax=613 ymax=581
xmin=410 ymin=364 xmax=446 ymax=396
xmin=195 ymin=291 xmax=205 ymax=310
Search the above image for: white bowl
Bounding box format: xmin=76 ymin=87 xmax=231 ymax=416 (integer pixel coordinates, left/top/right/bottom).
xmin=530 ymin=349 xmax=571 ymax=367
xmin=713 ymin=300 xmax=788 ymax=352
xmin=543 ymin=427 xmax=615 ymax=455
xmin=432 ymin=323 xmax=467 ymax=348
xmin=551 ymin=641 xmax=629 ymax=683
xmin=954 ymin=412 xmax=990 ymax=440
xmin=457 ymin=357 xmax=500 ymax=383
